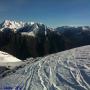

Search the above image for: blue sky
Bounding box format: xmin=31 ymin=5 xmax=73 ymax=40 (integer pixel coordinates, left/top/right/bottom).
xmin=0 ymin=0 xmax=90 ymax=27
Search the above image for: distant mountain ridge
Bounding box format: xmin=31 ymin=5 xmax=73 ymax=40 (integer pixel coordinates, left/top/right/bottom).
xmin=0 ymin=20 xmax=90 ymax=59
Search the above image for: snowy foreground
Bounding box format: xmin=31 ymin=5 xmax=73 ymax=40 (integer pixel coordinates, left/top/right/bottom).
xmin=0 ymin=45 xmax=90 ymax=90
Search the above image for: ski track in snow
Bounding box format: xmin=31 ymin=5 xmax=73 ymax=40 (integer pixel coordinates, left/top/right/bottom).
xmin=38 ymin=61 xmax=47 ymax=90
xmin=0 ymin=45 xmax=90 ymax=90
xmin=23 ymin=66 xmax=35 ymax=90
xmin=49 ymin=66 xmax=61 ymax=90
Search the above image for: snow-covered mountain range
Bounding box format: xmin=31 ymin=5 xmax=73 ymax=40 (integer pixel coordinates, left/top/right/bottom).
xmin=0 ymin=20 xmax=90 ymax=90
xmin=0 ymin=20 xmax=90 ymax=60
xmin=0 ymin=20 xmax=90 ymax=32
xmin=0 ymin=20 xmax=48 ymax=33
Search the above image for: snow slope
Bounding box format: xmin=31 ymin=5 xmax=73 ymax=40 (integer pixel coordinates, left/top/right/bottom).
xmin=0 ymin=45 xmax=90 ymax=90
xmin=0 ymin=51 xmax=21 ymax=62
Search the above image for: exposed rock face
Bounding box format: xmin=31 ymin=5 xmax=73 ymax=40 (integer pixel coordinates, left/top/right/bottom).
xmin=0 ymin=45 xmax=90 ymax=90
xmin=0 ymin=20 xmax=90 ymax=60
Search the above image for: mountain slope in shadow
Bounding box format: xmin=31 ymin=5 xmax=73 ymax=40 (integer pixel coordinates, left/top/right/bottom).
xmin=0 ymin=20 xmax=90 ymax=59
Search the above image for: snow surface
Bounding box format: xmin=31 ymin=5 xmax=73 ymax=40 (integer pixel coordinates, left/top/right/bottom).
xmin=0 ymin=51 xmax=21 ymax=62
xmin=0 ymin=45 xmax=90 ymax=90
xmin=0 ymin=20 xmax=36 ymax=32
xmin=21 ymin=31 xmax=35 ymax=37
xmin=1 ymin=20 xmax=25 ymax=31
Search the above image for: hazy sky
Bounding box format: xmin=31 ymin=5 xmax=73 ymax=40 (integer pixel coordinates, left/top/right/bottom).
xmin=0 ymin=0 xmax=90 ymax=27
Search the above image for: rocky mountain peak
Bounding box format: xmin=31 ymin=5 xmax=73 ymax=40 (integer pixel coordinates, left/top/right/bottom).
xmin=2 ymin=20 xmax=25 ymax=30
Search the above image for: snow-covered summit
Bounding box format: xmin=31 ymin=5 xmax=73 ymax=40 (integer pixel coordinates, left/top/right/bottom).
xmin=0 ymin=20 xmax=25 ymax=31
xmin=0 ymin=20 xmax=47 ymax=33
